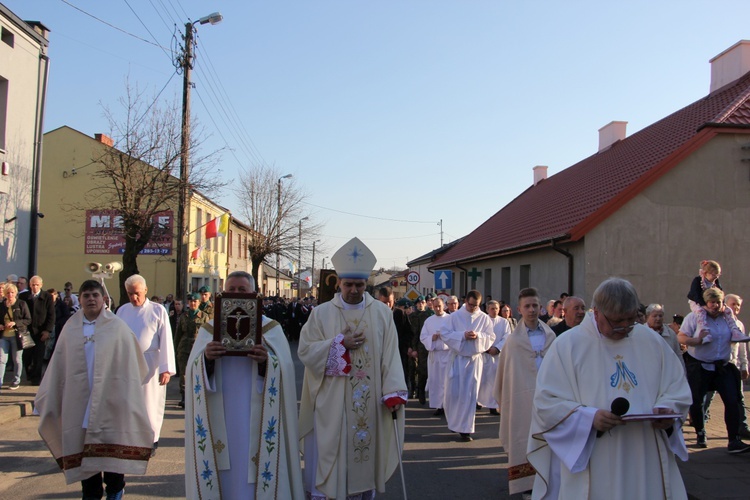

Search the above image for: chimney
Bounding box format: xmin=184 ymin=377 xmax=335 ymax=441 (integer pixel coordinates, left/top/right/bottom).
xmin=710 ymin=40 xmax=750 ymax=93
xmin=95 ymin=133 xmax=114 ymax=147
xmin=598 ymin=121 xmax=627 ymax=152
xmin=533 ymin=165 xmax=548 ymax=186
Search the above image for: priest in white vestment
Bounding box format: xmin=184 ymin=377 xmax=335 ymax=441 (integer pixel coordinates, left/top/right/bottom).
xmin=477 ymin=300 xmax=512 ymax=411
xmin=36 ymin=280 xmax=153 ymax=499
xmin=494 ymin=288 xmax=556 ymax=495
xmin=116 ymin=275 xmax=176 ymax=449
xmin=299 ymin=238 xmax=407 ymax=499
xmin=184 ymin=271 xmax=304 ymax=500
xmin=419 ymin=297 xmax=453 ymax=415
xmin=442 ymin=290 xmax=495 ymax=441
xmin=528 ymin=278 xmax=692 ymax=500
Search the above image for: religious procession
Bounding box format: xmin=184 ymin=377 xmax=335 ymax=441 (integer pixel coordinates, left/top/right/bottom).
xmin=3 ymin=235 xmax=750 ymax=499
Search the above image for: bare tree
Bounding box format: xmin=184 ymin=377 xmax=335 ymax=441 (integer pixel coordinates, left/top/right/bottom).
xmin=84 ymin=82 xmax=223 ymax=304
xmin=235 ymin=165 xmax=323 ymax=288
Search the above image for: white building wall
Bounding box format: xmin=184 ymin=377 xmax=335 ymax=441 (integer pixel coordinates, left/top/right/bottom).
xmin=0 ymin=11 xmax=47 ymax=278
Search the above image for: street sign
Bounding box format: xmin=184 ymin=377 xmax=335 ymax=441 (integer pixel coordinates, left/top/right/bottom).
xmin=406 ymin=271 xmax=420 ymax=286
xmin=434 ymin=269 xmax=453 ymax=290
xmin=437 ymin=292 xmax=451 ymax=304
xmin=405 ymin=286 xmax=421 ymax=302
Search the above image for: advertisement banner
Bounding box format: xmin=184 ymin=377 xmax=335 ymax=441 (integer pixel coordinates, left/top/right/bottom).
xmin=85 ymin=209 xmax=173 ymax=255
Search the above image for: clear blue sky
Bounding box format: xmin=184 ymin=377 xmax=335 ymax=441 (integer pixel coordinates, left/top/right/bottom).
xmin=5 ymin=0 xmax=750 ymax=270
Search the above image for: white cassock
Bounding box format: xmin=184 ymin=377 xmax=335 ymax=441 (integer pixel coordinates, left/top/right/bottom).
xmin=419 ymin=312 xmax=453 ymax=409
xmin=527 ymin=314 xmax=692 ymax=500
xmin=117 ymin=298 xmax=176 ymax=441
xmin=441 ymin=305 xmax=495 ymax=434
xmin=477 ymin=316 xmax=512 ymax=408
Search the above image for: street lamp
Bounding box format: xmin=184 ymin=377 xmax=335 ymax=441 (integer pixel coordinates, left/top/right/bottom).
xmin=298 ymin=217 xmax=309 ymax=298
xmin=276 ymin=173 xmax=293 ymax=297
xmin=311 ymin=239 xmax=320 ymax=297
xmin=176 ymin=12 xmax=223 ymax=301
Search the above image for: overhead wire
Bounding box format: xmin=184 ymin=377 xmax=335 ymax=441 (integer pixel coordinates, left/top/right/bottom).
xmin=193 ymin=88 xmax=249 ymax=170
xmin=130 ymin=71 xmax=178 ymax=132
xmin=191 ymin=49 xmax=262 ymax=167
xmin=303 ymin=201 xmax=439 ymax=224
xmin=147 ymin=1 xmax=270 ymax=170
xmin=321 ymin=232 xmax=441 ymax=241
xmin=195 ymin=42 xmax=268 ymax=167
xmin=60 ymin=0 xmax=168 ymax=51
xmin=145 ymin=0 xmax=174 ymax=34
xmin=122 ymin=0 xmax=172 ymax=60
xmin=66 ymin=0 xmax=270 ymax=182
xmin=194 ymin=46 xmax=265 ymax=167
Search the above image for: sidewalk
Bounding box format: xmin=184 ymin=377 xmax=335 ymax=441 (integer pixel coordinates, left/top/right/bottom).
xmin=678 ymin=391 xmax=750 ymax=500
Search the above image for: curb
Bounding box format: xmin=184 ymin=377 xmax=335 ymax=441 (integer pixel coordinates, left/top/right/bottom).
xmin=0 ymin=400 xmax=34 ymax=424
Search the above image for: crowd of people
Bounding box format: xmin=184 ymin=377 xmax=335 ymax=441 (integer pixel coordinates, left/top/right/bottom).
xmin=4 ymin=254 xmax=750 ymax=499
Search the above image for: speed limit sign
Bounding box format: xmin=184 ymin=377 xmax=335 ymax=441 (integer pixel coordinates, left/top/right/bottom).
xmin=406 ymin=271 xmax=420 ymax=286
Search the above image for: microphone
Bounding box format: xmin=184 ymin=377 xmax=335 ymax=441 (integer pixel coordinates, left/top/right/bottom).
xmin=596 ymin=397 xmax=630 ymax=438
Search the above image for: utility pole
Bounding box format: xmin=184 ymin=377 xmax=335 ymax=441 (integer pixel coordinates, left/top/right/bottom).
xmin=311 ymin=239 xmax=319 ymax=297
xmin=276 ymin=174 xmax=292 ymax=297
xmin=175 ymin=12 xmax=222 ymax=301
xmin=297 ymin=217 xmax=308 ymax=298
xmin=175 ymin=22 xmax=193 ymax=302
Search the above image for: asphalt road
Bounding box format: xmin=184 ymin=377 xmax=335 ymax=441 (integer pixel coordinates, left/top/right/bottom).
xmin=0 ymin=342 xmax=509 ymax=499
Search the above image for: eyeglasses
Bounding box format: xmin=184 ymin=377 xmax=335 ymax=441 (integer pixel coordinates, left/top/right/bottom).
xmin=602 ymin=312 xmax=637 ymax=334
xmin=465 ymin=301 xmax=479 ymax=309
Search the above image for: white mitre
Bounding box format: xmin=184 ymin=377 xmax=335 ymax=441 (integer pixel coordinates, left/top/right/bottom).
xmin=331 ymin=237 xmax=376 ymax=280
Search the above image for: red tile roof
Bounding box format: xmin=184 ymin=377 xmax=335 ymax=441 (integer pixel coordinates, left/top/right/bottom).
xmin=431 ymin=72 xmax=750 ymax=268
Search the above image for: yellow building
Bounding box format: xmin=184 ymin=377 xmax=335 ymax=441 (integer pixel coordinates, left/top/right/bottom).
xmin=39 ymin=126 xmax=231 ymax=302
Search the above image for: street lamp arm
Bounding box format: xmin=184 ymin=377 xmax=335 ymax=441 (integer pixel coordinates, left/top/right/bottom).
xmin=198 ymin=12 xmax=223 ymax=25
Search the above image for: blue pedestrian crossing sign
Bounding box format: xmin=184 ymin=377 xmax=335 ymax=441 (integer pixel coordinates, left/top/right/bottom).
xmin=434 ymin=270 xmax=452 ymax=290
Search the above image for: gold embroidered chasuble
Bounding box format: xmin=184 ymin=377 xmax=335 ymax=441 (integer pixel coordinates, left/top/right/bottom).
xmin=298 ymin=293 xmax=406 ymax=499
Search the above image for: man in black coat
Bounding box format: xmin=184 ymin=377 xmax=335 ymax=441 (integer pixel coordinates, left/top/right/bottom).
xmin=21 ymin=275 xmax=55 ymax=385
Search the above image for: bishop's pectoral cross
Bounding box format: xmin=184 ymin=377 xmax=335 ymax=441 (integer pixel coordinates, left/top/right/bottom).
xmin=229 ymin=310 xmax=250 ymax=340
xmin=467 ymin=267 xmax=482 ymax=290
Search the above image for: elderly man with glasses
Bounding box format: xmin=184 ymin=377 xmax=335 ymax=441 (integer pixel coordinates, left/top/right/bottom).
xmin=527 ymin=278 xmax=692 ymax=500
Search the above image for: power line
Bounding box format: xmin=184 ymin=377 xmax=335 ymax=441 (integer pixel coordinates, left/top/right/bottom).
xmin=192 ymin=55 xmax=264 ymax=167
xmin=195 ymin=42 xmax=268 ymax=167
xmin=145 ymin=0 xmax=174 ymax=34
xmin=130 ymin=71 xmax=178 ymax=131
xmin=122 ymin=0 xmax=172 ymax=60
xmin=60 ymin=0 xmax=168 ymax=50
xmin=303 ymin=201 xmax=438 ymax=224
xmin=321 ymin=232 xmax=441 ymax=241
xmin=192 ymin=88 xmax=248 ymax=170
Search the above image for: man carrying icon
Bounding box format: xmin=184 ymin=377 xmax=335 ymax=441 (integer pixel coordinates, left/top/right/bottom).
xmin=527 ymin=278 xmax=691 ymax=499
xmin=184 ymin=271 xmax=304 ymax=499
